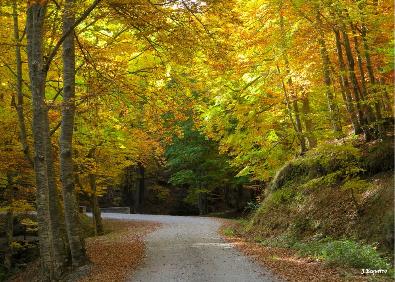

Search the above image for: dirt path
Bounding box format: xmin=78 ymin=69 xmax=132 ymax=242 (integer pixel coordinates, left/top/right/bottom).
xmin=101 ymin=213 xmax=280 ymax=282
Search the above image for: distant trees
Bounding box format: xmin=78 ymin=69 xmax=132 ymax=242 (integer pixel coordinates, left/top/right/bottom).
xmin=165 ymin=120 xmax=248 ymax=215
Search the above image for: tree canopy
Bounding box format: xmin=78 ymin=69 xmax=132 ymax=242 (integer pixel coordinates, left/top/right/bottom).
xmin=0 ymin=0 xmax=393 ymax=280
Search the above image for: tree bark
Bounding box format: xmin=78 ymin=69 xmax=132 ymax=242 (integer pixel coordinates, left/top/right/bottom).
xmin=26 ymin=3 xmax=56 ymax=280
xmin=138 ymin=162 xmax=145 ymax=207
xmin=279 ymin=10 xmax=306 ymax=153
xmin=334 ymin=29 xmax=361 ymax=134
xmin=12 ymin=0 xmax=33 ymax=166
xmin=341 ymin=28 xmax=375 ymax=132
xmin=45 ymin=119 xmax=69 ymax=272
xmin=361 ymin=25 xmax=382 ymax=121
xmin=4 ymin=173 xmax=14 ymax=271
xmin=89 ymin=174 xmax=104 ymax=235
xmin=316 ymin=12 xmax=342 ymax=135
xmin=356 ymin=0 xmax=383 ymax=124
xmin=300 ymin=94 xmax=317 ymax=149
xmin=60 ymin=0 xmax=87 ymax=267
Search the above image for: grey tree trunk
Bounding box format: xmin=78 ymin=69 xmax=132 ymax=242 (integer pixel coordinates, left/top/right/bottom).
xmin=301 ymin=94 xmax=317 ymax=149
xmin=138 ymin=162 xmax=145 ymax=209
xmin=89 ymin=174 xmax=104 ymax=235
xmin=26 ymin=3 xmax=56 ymax=280
xmin=334 ymin=29 xmax=361 ymax=134
xmin=4 ymin=173 xmax=14 ymax=271
xmin=341 ymin=29 xmax=374 ymax=127
xmin=360 ymin=25 xmax=384 ymax=138
xmin=60 ymin=0 xmax=87 ymax=267
xmin=277 ymin=65 xmax=306 ymax=151
xmin=356 ymin=0 xmax=383 ymax=123
xmin=316 ymin=13 xmax=342 ymax=135
xmin=351 ymin=25 xmax=369 ymax=101
xmin=12 ymin=0 xmax=33 ymax=166
xmin=279 ymin=10 xmax=306 ymax=153
xmin=45 ymin=116 xmax=69 ymax=273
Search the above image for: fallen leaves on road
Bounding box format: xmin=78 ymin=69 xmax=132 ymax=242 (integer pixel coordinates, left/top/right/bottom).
xmin=9 ymin=219 xmax=159 ymax=282
xmin=78 ymin=220 xmax=159 ymax=282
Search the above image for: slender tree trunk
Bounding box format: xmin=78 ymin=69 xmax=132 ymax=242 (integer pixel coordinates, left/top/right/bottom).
xmin=12 ymin=1 xmax=33 ymax=166
xmin=341 ymin=28 xmax=375 ymax=134
xmin=26 ymin=3 xmax=55 ymax=280
xmin=138 ymin=162 xmax=145 ymax=208
xmin=277 ymin=65 xmax=306 ymax=151
xmin=356 ymin=0 xmax=383 ymax=123
xmin=360 ymin=25 xmax=384 ymax=138
xmin=4 ymin=208 xmax=14 ymax=271
xmin=45 ymin=120 xmax=69 ymax=271
xmin=198 ymin=192 xmax=208 ymax=215
xmin=279 ymin=11 xmax=306 ymax=153
xmin=334 ymin=29 xmax=361 ymax=134
xmin=4 ymin=173 xmax=14 ymax=271
xmin=316 ymin=13 xmax=342 ymax=135
xmin=133 ymin=169 xmax=140 ymax=213
xmin=361 ymin=25 xmax=382 ymax=121
xmin=291 ymin=99 xmax=306 ymax=152
xmin=301 ymin=93 xmax=317 ymax=149
xmin=379 ymin=77 xmax=393 ymax=116
xmin=60 ymin=0 xmax=87 ymax=267
xmin=89 ymin=174 xmax=103 ymax=235
xmin=351 ymin=25 xmax=369 ymax=102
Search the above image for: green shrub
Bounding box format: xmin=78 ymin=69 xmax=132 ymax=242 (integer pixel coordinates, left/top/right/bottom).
xmin=244 ymin=201 xmax=260 ymax=213
xmin=294 ymin=239 xmax=392 ymax=272
xmin=361 ymin=140 xmax=394 ymax=175
xmin=222 ymin=227 xmax=235 ymax=237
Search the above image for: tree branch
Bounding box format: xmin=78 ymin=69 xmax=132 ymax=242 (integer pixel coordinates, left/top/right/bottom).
xmin=44 ymin=0 xmax=102 ymax=72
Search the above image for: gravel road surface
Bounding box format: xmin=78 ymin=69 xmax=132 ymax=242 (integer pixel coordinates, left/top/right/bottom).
xmin=101 ymin=213 xmax=279 ymax=282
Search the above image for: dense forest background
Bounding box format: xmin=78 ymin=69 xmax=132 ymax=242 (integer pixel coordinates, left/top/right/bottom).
xmin=0 ymin=0 xmax=393 ymax=280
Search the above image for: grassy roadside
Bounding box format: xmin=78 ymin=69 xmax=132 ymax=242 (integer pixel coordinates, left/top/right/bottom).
xmin=220 ymin=219 xmax=393 ymax=282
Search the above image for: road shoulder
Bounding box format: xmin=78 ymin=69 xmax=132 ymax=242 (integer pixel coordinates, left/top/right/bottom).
xmin=219 ymin=220 xmax=390 ymax=282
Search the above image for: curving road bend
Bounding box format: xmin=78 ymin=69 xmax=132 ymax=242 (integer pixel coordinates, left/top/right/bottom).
xmin=100 ymin=213 xmax=280 ymax=282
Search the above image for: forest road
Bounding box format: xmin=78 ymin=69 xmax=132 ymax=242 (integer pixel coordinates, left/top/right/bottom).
xmin=101 ymin=213 xmax=280 ymax=282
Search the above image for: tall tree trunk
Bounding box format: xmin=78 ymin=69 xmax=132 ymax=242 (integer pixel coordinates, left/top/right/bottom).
xmin=301 ymin=93 xmax=317 ymax=149
xmin=26 ymin=3 xmax=56 ymax=280
xmin=351 ymin=25 xmax=369 ymax=102
xmin=4 ymin=173 xmax=14 ymax=271
xmin=45 ymin=119 xmax=69 ymax=272
xmin=89 ymin=174 xmax=103 ymax=235
xmin=334 ymin=29 xmax=361 ymax=134
xmin=277 ymin=65 xmax=306 ymax=151
xmin=341 ymin=27 xmax=375 ymax=135
xmin=360 ymin=25 xmax=384 ymax=138
xmin=379 ymin=77 xmax=393 ymax=116
xmin=12 ymin=0 xmax=33 ymax=166
xmin=316 ymin=12 xmax=342 ymax=135
xmin=279 ymin=10 xmax=306 ymax=153
xmin=356 ymin=0 xmax=383 ymax=123
xmin=198 ymin=192 xmax=208 ymax=215
xmin=60 ymin=0 xmax=87 ymax=267
xmin=138 ymin=162 xmax=145 ymax=209
xmin=361 ymin=25 xmax=382 ymax=121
